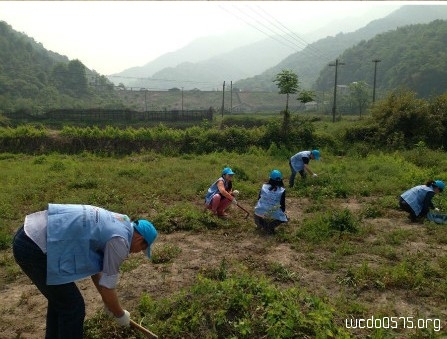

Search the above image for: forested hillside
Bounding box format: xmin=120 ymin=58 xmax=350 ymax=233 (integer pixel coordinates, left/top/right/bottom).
xmin=316 ymin=20 xmax=447 ymax=98
xmin=0 ymin=21 xmax=122 ymax=114
xmin=235 ymin=5 xmax=447 ymax=92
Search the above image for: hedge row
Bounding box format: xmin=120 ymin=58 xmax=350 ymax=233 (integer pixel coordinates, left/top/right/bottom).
xmin=0 ymin=119 xmax=329 ymax=156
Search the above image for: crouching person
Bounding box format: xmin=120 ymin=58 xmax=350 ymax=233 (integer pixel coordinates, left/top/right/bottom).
xmin=399 ymin=180 xmax=445 ymax=223
xmin=254 ymin=170 xmax=288 ymax=234
xmin=205 ymin=167 xmax=238 ymax=218
xmin=12 ymin=203 xmax=157 ymax=339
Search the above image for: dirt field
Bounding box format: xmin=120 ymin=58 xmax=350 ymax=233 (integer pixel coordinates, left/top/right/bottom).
xmin=1 ymin=197 xmax=446 ymax=338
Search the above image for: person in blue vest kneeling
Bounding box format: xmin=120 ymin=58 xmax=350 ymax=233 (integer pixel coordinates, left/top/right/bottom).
xmin=399 ymin=180 xmax=445 ymax=223
xmin=12 ymin=203 xmax=158 ymax=339
xmin=254 ymin=170 xmax=288 ymax=234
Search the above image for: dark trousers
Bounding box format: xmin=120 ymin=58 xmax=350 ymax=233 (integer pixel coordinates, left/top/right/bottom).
xmin=289 ymin=160 xmax=305 ymax=188
xmin=399 ymin=198 xmax=419 ymax=221
xmin=254 ymin=215 xmax=284 ymax=234
xmin=12 ymin=226 xmax=85 ymax=339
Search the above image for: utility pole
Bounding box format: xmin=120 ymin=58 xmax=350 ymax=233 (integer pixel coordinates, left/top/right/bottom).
xmin=221 ymin=81 xmax=225 ymax=118
xmin=329 ymin=59 xmax=345 ymax=122
xmin=230 ymin=81 xmax=233 ymax=114
xmin=144 ymin=88 xmax=147 ymax=112
xmin=372 ymin=59 xmax=381 ymax=103
xmin=181 ymin=87 xmax=184 ymax=112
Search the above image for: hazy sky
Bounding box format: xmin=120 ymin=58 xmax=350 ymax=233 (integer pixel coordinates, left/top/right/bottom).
xmin=0 ymin=1 xmax=425 ymax=75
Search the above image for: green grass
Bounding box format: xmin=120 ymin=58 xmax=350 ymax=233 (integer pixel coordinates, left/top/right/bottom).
xmin=132 ymin=273 xmax=352 ymax=339
xmin=3 ymin=147 xmax=447 ymax=338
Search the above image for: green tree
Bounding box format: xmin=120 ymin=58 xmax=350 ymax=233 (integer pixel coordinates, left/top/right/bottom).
xmin=426 ymin=93 xmax=447 ymax=148
xmin=51 ymin=63 xmax=68 ymax=91
xmin=348 ymin=81 xmax=370 ymax=118
xmin=297 ymin=90 xmax=315 ymax=104
xmin=66 ymin=59 xmax=88 ymax=97
xmin=274 ymin=69 xmax=299 ymax=113
xmin=273 ymin=70 xmax=300 ymax=140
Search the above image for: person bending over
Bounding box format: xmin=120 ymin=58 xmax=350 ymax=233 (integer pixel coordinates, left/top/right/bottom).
xmin=12 ymin=203 xmax=158 ymax=339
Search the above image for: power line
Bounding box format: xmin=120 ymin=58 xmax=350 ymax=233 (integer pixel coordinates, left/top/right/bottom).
xmin=250 ymin=5 xmax=316 ymax=54
xmin=217 ymin=3 xmax=337 ymax=82
xmin=237 ymin=4 xmax=305 ymax=52
xmin=218 ymin=4 xmax=301 ymax=53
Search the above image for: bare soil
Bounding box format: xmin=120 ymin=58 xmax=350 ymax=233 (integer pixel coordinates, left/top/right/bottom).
xmin=1 ymin=197 xmax=446 ymax=338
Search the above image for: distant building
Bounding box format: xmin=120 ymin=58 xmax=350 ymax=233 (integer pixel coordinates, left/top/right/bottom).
xmin=304 ymin=101 xmax=318 ymax=111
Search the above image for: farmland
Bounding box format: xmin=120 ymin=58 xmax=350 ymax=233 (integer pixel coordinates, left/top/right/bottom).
xmin=0 ymin=107 xmax=447 ymax=338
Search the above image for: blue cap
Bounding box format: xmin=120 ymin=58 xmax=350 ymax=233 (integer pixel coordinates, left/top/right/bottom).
xmin=222 ymin=167 xmax=235 ymax=175
xmin=133 ymin=220 xmax=157 ymax=258
xmin=311 ymin=149 xmax=320 ymax=160
xmin=269 ymin=169 xmax=283 ymax=181
xmin=434 ymin=180 xmax=445 ymax=192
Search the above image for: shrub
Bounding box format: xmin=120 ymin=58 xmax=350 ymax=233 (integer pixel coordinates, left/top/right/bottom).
xmin=371 ymin=90 xmax=436 ymax=149
xmin=151 ymin=204 xmax=225 ymax=233
xmin=136 ymin=272 xmax=351 ymax=339
xmin=296 ymin=209 xmax=358 ymax=244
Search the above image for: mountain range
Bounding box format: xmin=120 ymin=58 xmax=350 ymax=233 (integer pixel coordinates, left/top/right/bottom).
xmin=2 ymin=3 xmax=447 ymax=116
xmin=108 ymin=5 xmax=447 ymax=93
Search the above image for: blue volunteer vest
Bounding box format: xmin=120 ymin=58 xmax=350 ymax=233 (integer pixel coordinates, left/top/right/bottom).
xmin=46 ymin=204 xmax=133 ymax=285
xmin=290 ymin=151 xmax=311 ymax=171
xmin=205 ymin=177 xmax=229 ymax=204
xmin=254 ymin=184 xmax=287 ymax=222
xmin=401 ymin=185 xmax=433 ymax=216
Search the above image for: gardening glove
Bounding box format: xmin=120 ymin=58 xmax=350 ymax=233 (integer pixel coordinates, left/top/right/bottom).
xmin=312 ymin=173 xmax=318 ymax=178
xmin=232 ymin=198 xmax=238 ymax=205
xmin=232 ymin=190 xmax=240 ymax=196
xmin=115 ymin=310 xmax=130 ymax=327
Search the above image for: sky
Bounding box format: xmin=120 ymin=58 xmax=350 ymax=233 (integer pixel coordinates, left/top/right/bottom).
xmin=0 ymin=1 xmax=428 ymax=75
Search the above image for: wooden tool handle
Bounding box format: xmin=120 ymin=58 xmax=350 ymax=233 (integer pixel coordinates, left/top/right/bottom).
xmin=130 ymin=319 xmax=158 ymax=338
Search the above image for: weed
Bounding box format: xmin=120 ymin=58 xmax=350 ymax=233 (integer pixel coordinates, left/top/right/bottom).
xmin=200 ymin=257 xmax=228 ymax=281
xmin=328 ymin=209 xmax=359 ymax=235
xmin=0 ymin=230 xmax=12 ymax=250
xmin=152 ymin=204 xmax=229 ymax=233
xmin=266 ymin=262 xmax=297 ymax=283
xmin=385 ymin=229 xmax=415 ymax=246
xmin=0 ymin=252 xmax=21 ymax=284
xmin=120 ymin=256 xmax=146 ymax=273
xmin=48 ymin=160 xmax=66 ymax=172
xmin=117 ymin=169 xmax=143 ymax=178
xmin=361 ymin=204 xmax=384 ymax=218
xmin=136 ymin=271 xmax=351 ymax=339
xmin=84 ymin=312 xmax=143 ymax=339
xmin=68 ymin=179 xmax=99 ymax=189
xmin=151 ymin=244 xmax=182 ymax=264
xmin=335 ymin=241 xmax=357 ymax=256
xmin=337 ymin=268 xmax=359 ymax=287
xmin=32 ymin=155 xmax=47 ymax=164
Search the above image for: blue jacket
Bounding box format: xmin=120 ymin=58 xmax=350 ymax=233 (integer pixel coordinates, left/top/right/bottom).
xmin=46 ymin=204 xmax=133 ymax=285
xmin=254 ymin=184 xmax=287 ymax=222
xmin=400 ymin=185 xmax=434 ymax=217
xmin=205 ymin=177 xmax=230 ymax=205
xmin=290 ymin=151 xmax=311 ymax=171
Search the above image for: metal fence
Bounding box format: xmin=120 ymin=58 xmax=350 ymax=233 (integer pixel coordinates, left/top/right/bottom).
xmin=5 ymin=108 xmax=214 ymax=122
